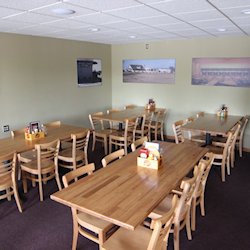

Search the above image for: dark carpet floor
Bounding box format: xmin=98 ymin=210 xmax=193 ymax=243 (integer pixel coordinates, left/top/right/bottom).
xmin=1 ymin=140 xmax=250 ymax=250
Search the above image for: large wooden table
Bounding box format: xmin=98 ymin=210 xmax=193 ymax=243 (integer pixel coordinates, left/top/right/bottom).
xmin=181 ymin=113 xmax=242 ymax=144
xmin=0 ymin=124 xmax=88 ymax=156
xmin=92 ymin=106 xmax=166 ymax=123
xmin=51 ymin=141 xmax=208 ymax=230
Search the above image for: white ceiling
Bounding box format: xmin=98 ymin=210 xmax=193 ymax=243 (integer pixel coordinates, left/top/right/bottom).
xmin=0 ymin=0 xmax=250 ymax=44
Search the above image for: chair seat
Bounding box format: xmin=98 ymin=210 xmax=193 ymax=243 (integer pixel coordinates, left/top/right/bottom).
xmin=206 ymin=145 xmax=224 ymax=156
xmin=102 ymin=225 xmax=151 ymax=250
xmin=19 ymin=150 xmax=37 ymax=163
xmin=21 ymin=159 xmax=55 ymax=174
xmin=95 ymin=129 xmax=113 ymax=136
xmin=77 ymin=212 xmax=113 ymax=232
xmin=58 ymin=148 xmax=84 ymax=161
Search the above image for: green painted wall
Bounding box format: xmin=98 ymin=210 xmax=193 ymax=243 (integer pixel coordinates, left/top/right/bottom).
xmin=0 ymin=33 xmax=112 ymax=138
xmin=111 ymin=37 xmax=250 ymax=148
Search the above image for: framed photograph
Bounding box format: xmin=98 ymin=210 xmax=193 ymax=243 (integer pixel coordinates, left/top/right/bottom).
xmin=29 ymin=121 xmax=41 ymax=133
xmin=77 ymin=59 xmax=102 ymax=87
xmin=192 ymin=57 xmax=250 ymax=87
xmin=123 ymin=59 xmax=176 ymax=84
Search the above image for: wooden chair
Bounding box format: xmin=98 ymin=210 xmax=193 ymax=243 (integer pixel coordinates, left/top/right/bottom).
xmin=236 ymin=115 xmax=249 ymax=157
xmin=0 ymin=151 xmax=22 ymax=213
xmin=102 ymin=195 xmax=177 ymax=250
xmin=109 ymin=117 xmax=139 ymax=155
xmin=62 ymin=163 xmax=115 ymax=250
xmin=131 ymin=136 xmax=148 ymax=152
xmin=148 ymin=164 xmax=205 ymax=250
xmin=89 ymin=112 xmax=113 ymax=155
xmin=58 ymin=130 xmax=90 ymax=171
xmin=148 ymin=109 xmax=167 ymax=141
xmin=185 ymin=116 xmax=206 ymax=143
xmin=196 ymin=111 xmax=205 ymax=118
xmin=20 ymin=139 xmax=61 ymax=201
xmin=142 ymin=112 xmax=154 ymax=141
xmin=206 ymin=131 xmax=233 ymax=182
xmin=107 ymin=109 xmax=121 ymax=130
xmin=172 ymin=119 xmax=186 ymax=144
xmin=101 ymin=149 xmax=125 ymax=167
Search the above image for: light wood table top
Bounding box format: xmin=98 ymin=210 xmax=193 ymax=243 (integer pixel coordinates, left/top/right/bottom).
xmin=0 ymin=124 xmax=88 ymax=156
xmin=51 ymin=141 xmax=208 ymax=230
xmin=181 ymin=113 xmax=243 ymax=136
xmin=92 ymin=106 xmax=166 ymax=122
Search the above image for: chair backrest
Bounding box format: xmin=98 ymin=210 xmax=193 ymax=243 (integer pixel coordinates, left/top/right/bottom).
xmin=198 ymin=152 xmax=214 ymax=189
xmin=172 ymin=120 xmax=186 ymax=144
xmin=35 ymin=139 xmax=60 ymax=171
xmin=186 ymin=116 xmax=195 ymax=123
xmin=131 ymin=136 xmax=148 ymax=152
xmin=148 ymin=195 xmax=177 ymax=250
xmin=11 ymin=128 xmax=25 ymax=138
xmin=238 ymin=116 xmax=249 ymax=142
xmin=101 ymin=149 xmax=125 ymax=167
xmin=89 ymin=112 xmax=105 ymax=131
xmin=125 ymin=117 xmax=140 ymax=141
xmin=62 ymin=163 xmax=95 ymax=187
xmin=0 ymin=151 xmax=16 ymax=181
xmin=71 ymin=130 xmax=90 ymax=162
xmin=45 ymin=120 xmax=61 ymax=127
xmin=107 ymin=109 xmax=121 ymax=129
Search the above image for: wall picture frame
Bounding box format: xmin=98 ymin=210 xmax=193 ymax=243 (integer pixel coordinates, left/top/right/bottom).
xmin=77 ymin=59 xmax=102 ymax=87
xmin=123 ymin=59 xmax=176 ymax=84
xmin=192 ymin=57 xmax=250 ymax=87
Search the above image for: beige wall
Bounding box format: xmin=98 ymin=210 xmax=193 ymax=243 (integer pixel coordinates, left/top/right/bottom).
xmin=111 ymin=37 xmax=250 ymax=149
xmin=0 ymin=33 xmax=112 ymax=138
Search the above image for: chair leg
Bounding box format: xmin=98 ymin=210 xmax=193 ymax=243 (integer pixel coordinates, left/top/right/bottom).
xmin=38 ymin=175 xmax=44 ymax=201
xmin=200 ymin=194 xmax=205 ymax=216
xmin=103 ymin=137 xmax=108 ymax=155
xmin=71 ymin=209 xmax=79 ymax=250
xmin=92 ymin=134 xmax=96 ymax=152
xmin=22 ymin=171 xmax=28 ymax=194
xmin=191 ymin=200 xmax=196 ymax=231
xmin=221 ymin=161 xmax=226 ymax=182
xmin=173 ymin=225 xmax=180 ymax=250
xmin=12 ymin=183 xmax=23 ymax=213
xmin=239 ymin=142 xmax=243 ymax=157
xmin=161 ymin=127 xmax=164 ymax=141
xmin=55 ymin=173 xmax=62 ymax=190
xmin=185 ymin=209 xmax=192 ymax=240
xmin=6 ymin=188 xmax=12 ymax=201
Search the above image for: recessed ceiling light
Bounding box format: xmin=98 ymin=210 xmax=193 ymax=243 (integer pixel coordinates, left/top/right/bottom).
xmin=129 ymin=35 xmax=136 ymax=39
xmin=241 ymin=9 xmax=250 ymax=15
xmin=88 ymin=27 xmax=100 ymax=32
xmin=217 ymin=28 xmax=226 ymax=32
xmin=52 ymin=8 xmax=75 ymax=15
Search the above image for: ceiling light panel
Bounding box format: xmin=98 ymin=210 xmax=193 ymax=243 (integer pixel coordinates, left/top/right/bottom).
xmin=0 ymin=0 xmax=59 ymax=11
xmin=65 ymin=0 xmax=141 ymax=11
xmin=32 ymin=2 xmax=96 ymax=17
xmin=219 ymin=6 xmax=250 ymax=18
xmin=192 ymin=18 xmax=235 ymax=29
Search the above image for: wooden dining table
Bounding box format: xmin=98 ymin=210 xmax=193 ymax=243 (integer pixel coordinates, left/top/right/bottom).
xmin=181 ymin=113 xmax=243 ymax=144
xmin=0 ymin=124 xmax=88 ymax=156
xmin=50 ymin=141 xmax=208 ymax=231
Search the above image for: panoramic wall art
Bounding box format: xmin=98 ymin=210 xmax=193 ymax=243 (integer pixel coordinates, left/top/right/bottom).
xmin=123 ymin=59 xmax=176 ymax=84
xmin=192 ymin=57 xmax=250 ymax=87
xmin=77 ymin=59 xmax=102 ymax=87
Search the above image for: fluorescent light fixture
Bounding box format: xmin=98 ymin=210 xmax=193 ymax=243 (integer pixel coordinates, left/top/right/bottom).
xmin=241 ymin=9 xmax=250 ymax=15
xmin=52 ymin=8 xmax=75 ymax=15
xmin=129 ymin=35 xmax=136 ymax=39
xmin=217 ymin=28 xmax=226 ymax=32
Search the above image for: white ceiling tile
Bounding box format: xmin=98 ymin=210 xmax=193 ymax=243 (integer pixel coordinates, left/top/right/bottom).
xmin=208 ymin=0 xmax=250 ymax=9
xmin=192 ymin=18 xmax=234 ymax=29
xmin=157 ymin=22 xmax=194 ymax=31
xmin=104 ymin=5 xmax=163 ymax=19
xmin=71 ymin=13 xmax=124 ymax=25
xmin=0 ymin=6 xmax=24 ymax=18
xmin=134 ymin=15 xmax=179 ymax=25
xmin=148 ymin=0 xmax=214 ymax=14
xmin=3 ymin=12 xmax=59 ymax=24
xmin=64 ymin=0 xmax=141 ymax=11
xmin=43 ymin=19 xmax=89 ymax=29
xmin=0 ymin=0 xmax=59 ymax=11
xmin=232 ymin=16 xmax=250 ymax=26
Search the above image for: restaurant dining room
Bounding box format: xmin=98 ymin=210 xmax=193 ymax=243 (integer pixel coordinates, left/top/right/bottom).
xmin=1 ymin=1 xmax=250 ymax=250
